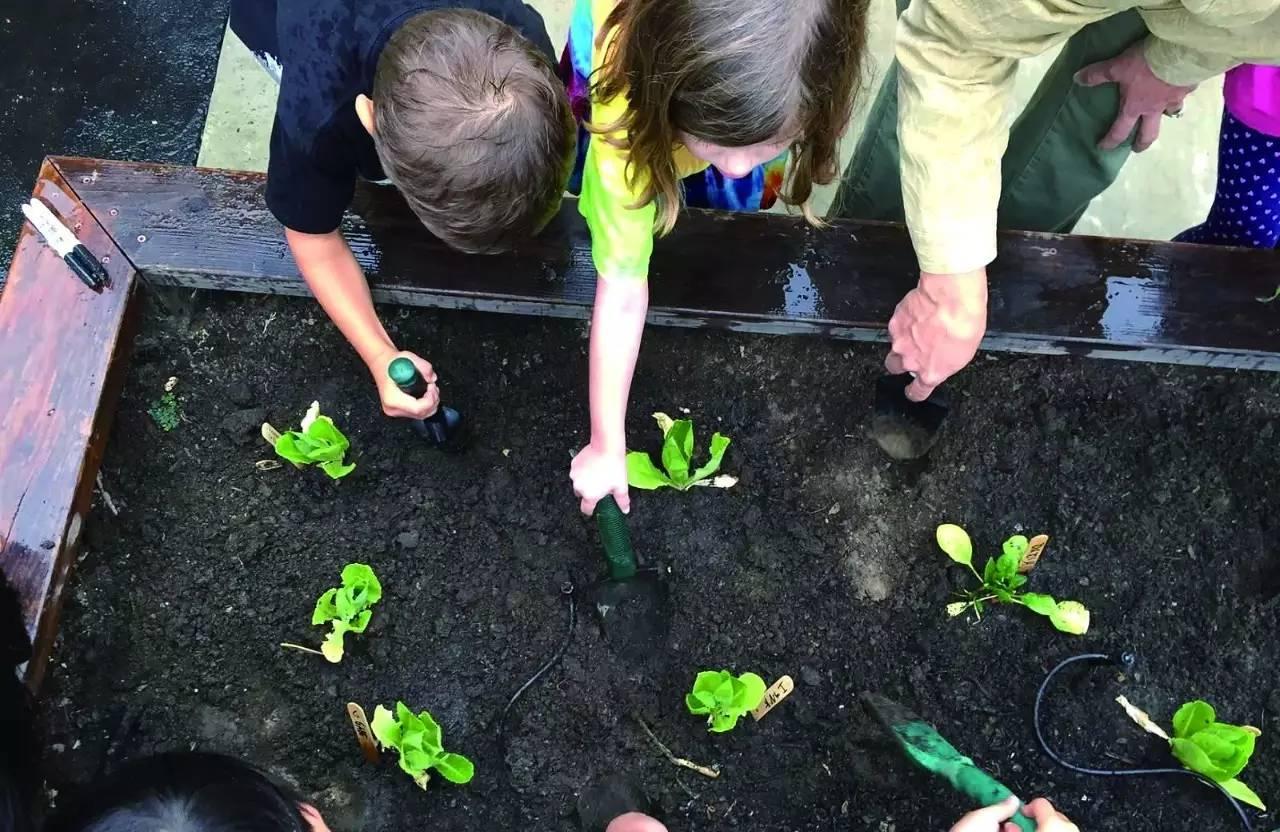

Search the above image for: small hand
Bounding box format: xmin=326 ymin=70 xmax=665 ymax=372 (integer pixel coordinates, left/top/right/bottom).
xmin=1075 ymin=42 xmax=1196 ymax=152
xmin=571 ymin=442 xmax=630 ymax=516
xmin=949 ymin=797 xmax=1079 ymax=832
xmin=371 ymin=349 xmax=439 ymax=419
xmin=885 ymin=269 xmax=987 ymax=401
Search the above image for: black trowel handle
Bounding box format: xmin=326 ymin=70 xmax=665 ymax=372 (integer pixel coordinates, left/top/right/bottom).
xmin=387 ymin=356 xmax=461 ymax=446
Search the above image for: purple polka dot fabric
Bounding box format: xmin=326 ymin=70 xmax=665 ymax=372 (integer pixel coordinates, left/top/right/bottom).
xmin=1175 ymin=110 xmax=1280 ymax=249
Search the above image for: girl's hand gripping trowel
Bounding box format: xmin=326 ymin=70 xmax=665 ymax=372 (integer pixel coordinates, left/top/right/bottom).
xmin=585 ymin=496 xmax=671 ymax=665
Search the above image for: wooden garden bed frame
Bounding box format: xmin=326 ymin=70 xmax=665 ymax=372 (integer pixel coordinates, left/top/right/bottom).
xmin=1 ymin=155 xmax=1277 ymax=689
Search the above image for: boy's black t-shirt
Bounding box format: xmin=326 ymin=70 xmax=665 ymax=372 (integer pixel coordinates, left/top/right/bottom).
xmin=230 ymin=0 xmax=555 ymax=234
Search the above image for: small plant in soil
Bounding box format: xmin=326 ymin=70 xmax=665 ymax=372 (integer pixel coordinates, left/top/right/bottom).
xmin=272 ymin=400 xmax=355 ymax=479
xmin=370 ymin=701 xmax=475 ymax=789
xmin=311 ymin=563 xmax=381 ymax=663
xmin=627 ymin=412 xmax=736 ymax=491
xmin=1117 ymin=697 xmax=1266 ymax=810
xmin=148 ymin=376 xmax=182 ymax=431
xmin=1258 ymin=285 xmax=1279 ymax=304
xmin=936 ymin=524 xmax=1090 ymax=635
xmin=686 ymin=670 xmax=766 ymax=732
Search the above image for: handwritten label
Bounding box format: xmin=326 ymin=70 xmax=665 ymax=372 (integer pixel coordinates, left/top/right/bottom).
xmin=1018 ymin=534 xmax=1050 ymax=574
xmin=347 ymin=702 xmax=380 ymax=764
xmin=751 ymin=675 xmax=795 ymax=722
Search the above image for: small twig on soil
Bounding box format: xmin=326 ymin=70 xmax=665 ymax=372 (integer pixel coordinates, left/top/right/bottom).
xmin=635 ymin=716 xmax=720 ymax=779
xmin=96 ymin=472 xmax=120 ymax=517
xmin=280 ymin=642 xmax=324 ymax=657
xmin=262 ymin=311 xmax=278 ymax=335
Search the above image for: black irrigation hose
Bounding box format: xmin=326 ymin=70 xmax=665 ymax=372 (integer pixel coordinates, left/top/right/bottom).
xmin=1034 ymin=652 xmax=1255 ymax=832
xmin=498 ymin=581 xmax=577 ymax=736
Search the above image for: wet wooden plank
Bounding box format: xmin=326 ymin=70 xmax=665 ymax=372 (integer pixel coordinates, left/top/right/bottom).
xmin=0 ymin=159 xmax=140 ymax=689
xmin=56 ymin=156 xmax=1280 ymax=371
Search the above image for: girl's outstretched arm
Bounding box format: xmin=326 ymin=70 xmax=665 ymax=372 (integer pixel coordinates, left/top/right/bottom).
xmin=571 ymin=275 xmax=649 ymax=516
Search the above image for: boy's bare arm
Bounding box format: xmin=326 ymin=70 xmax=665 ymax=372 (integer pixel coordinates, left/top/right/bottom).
xmin=284 ymin=227 xmax=440 ymax=419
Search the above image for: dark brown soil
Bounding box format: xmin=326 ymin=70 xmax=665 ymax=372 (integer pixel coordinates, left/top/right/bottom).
xmin=41 ymin=291 xmax=1280 ymax=831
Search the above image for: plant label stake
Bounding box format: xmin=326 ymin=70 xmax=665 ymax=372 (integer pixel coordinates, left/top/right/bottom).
xmin=346 ymin=702 xmax=380 ymax=764
xmin=751 ymin=675 xmax=795 ymax=722
xmin=584 ymin=496 xmax=671 ymax=666
xmin=861 ymin=692 xmax=1036 ymax=832
xmin=387 ymin=357 xmax=464 ymax=449
xmin=870 ymin=374 xmax=949 ymax=461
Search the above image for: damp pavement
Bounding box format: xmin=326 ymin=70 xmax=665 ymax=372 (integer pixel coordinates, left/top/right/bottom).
xmin=0 ymin=0 xmax=227 ymax=279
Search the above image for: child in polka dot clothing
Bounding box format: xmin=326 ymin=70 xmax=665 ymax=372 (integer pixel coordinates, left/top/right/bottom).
xmin=1176 ymin=64 xmax=1280 ymax=249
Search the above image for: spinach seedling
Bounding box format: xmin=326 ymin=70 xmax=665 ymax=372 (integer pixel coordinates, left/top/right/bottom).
xmin=311 ymin=563 xmax=381 ymax=663
xmin=627 ymin=412 xmax=736 ymax=491
xmin=1118 ymin=697 xmax=1265 ymax=810
xmin=274 ymin=401 xmax=356 ymax=479
xmin=370 ymin=701 xmax=475 ymax=789
xmin=685 ymin=670 xmax=766 ymax=733
xmin=937 ymin=524 xmax=1090 ymax=635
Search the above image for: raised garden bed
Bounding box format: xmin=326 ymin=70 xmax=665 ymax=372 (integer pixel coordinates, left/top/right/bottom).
xmin=39 ymin=293 xmax=1280 ymax=831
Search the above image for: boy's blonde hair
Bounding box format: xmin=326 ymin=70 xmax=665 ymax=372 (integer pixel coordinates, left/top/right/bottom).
xmin=591 ymin=0 xmax=871 ymax=234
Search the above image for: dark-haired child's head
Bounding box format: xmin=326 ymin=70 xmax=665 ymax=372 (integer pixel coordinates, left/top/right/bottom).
xmin=362 ymin=9 xmax=576 ymax=254
xmin=43 ymin=752 xmax=329 ymax=832
xmin=594 ymin=0 xmax=872 ymax=233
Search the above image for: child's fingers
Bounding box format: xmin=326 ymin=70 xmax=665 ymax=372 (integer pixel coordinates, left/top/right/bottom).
xmin=404 ymin=352 xmax=437 ymax=384
xmin=612 ymin=485 xmax=631 ymax=514
xmin=384 ymin=385 xmax=439 ymax=419
xmin=1022 ymin=799 xmax=1073 ymax=825
xmin=949 ymin=796 xmax=1019 ymax=831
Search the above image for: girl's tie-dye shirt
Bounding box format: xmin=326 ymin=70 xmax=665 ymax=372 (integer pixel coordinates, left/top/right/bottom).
xmin=562 ymin=0 xmax=786 ymax=281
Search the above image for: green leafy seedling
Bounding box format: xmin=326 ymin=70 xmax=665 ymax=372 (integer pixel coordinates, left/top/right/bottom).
xmin=685 ymin=670 xmax=766 ymax=733
xmin=274 ymin=400 xmax=356 ymax=479
xmin=1171 ymin=700 xmax=1265 ymax=810
xmin=311 ymin=563 xmax=382 ymax=663
xmin=148 ymin=391 xmax=182 ymax=432
xmin=627 ymin=412 xmax=736 ymax=491
xmin=937 ymin=524 xmax=1090 ymax=635
xmin=1258 ymin=285 xmax=1279 ymax=304
xmin=370 ymin=701 xmax=475 ymax=789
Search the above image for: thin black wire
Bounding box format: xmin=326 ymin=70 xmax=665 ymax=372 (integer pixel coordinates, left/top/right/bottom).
xmin=499 ymin=581 xmax=577 ymax=733
xmin=1034 ymin=652 xmax=1254 ymax=832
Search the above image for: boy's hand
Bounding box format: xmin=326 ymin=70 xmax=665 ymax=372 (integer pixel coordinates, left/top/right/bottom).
xmin=571 ymin=442 xmax=630 ymax=516
xmin=950 ymin=797 xmax=1079 ymax=832
xmin=371 ymin=349 xmax=439 ymax=419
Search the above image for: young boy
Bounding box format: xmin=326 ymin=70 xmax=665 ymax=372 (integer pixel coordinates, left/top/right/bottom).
xmin=230 ymin=0 xmax=575 ymax=418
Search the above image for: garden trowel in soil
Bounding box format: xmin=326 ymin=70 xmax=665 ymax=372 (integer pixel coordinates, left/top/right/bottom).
xmin=861 ymin=692 xmax=1036 ymax=832
xmin=870 ymin=373 xmax=949 ymax=460
xmin=387 ymin=356 xmax=465 ymax=450
xmin=585 ymin=496 xmax=671 ymax=664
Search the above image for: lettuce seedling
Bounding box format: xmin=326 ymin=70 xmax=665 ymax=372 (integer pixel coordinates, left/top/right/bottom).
xmin=685 ymin=670 xmax=766 ymax=733
xmin=627 ymin=412 xmax=736 ymax=491
xmin=312 ymin=563 xmax=382 ymax=663
xmin=1117 ymin=697 xmax=1265 ymax=810
xmin=937 ymin=524 xmax=1090 ymax=635
xmin=274 ymin=401 xmax=356 ymax=479
xmin=370 ymin=701 xmax=474 ymax=789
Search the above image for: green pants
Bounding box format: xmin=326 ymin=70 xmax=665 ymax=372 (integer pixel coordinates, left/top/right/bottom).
xmin=830 ymin=8 xmax=1148 ymax=234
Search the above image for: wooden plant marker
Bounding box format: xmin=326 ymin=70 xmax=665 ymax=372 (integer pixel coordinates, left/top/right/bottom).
xmin=751 ymin=675 xmax=795 ymax=722
xmin=347 ymin=702 xmax=380 ymax=764
xmin=1017 ymin=534 xmax=1050 ymax=574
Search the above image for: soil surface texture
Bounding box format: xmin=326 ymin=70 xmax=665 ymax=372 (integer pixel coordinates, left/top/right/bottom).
xmin=42 ymin=293 xmax=1280 ymax=832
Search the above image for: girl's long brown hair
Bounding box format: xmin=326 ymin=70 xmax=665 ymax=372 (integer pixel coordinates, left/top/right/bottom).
xmin=591 ymin=0 xmax=871 ymax=234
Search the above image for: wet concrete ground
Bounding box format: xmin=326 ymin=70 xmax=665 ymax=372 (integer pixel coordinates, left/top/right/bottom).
xmin=0 ymin=0 xmax=228 ymax=277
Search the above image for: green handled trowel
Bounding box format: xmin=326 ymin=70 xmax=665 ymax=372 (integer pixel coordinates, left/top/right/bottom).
xmin=861 ymin=692 xmax=1036 ymax=832
xmin=585 ymin=496 xmax=670 ymax=665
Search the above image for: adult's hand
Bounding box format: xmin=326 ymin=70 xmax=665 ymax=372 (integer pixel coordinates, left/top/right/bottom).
xmin=885 ymin=269 xmax=988 ymax=401
xmin=1075 ymin=42 xmax=1196 ymax=152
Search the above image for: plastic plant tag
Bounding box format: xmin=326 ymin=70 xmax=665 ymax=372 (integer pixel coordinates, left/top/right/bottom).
xmin=347 ymin=702 xmax=380 ymax=763
xmin=751 ymin=675 xmax=795 ymax=722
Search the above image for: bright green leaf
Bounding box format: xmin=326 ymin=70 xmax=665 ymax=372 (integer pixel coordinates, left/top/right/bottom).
xmin=936 ymin=524 xmax=973 ymax=566
xmin=995 ymin=551 xmax=1020 ymax=581
xmin=662 ymin=420 xmax=695 ymax=485
xmin=350 ymin=609 xmax=372 ymax=633
xmin=274 ymin=434 xmax=313 ymax=465
xmin=693 ymin=671 xmax=727 ymax=695
xmin=1008 ymin=574 xmax=1029 ymax=589
xmin=709 ymin=711 xmax=741 ymax=733
xmin=402 ymin=747 xmax=434 ymax=775
xmin=1173 ymin=701 xmax=1216 ymax=739
xmin=1221 ymin=778 xmax=1266 ymax=810
xmin=994 ymin=588 xmax=1014 ymax=603
xmin=418 ymin=711 xmax=444 ymax=753
xmin=736 ymin=672 xmax=767 ymax=711
xmin=686 ymin=693 xmax=711 ymax=715
xmin=1002 ymin=535 xmax=1030 ymax=559
xmin=343 ymin=564 xmax=382 ymax=604
xmin=983 ymin=558 xmax=997 ymax=584
xmin=713 ymin=678 xmax=735 ymax=706
xmin=434 ymin=753 xmax=475 ymax=785
xmin=690 ymin=432 xmax=732 ymax=484
xmin=626 ymin=452 xmax=675 ymax=490
xmin=320 ymin=459 xmax=356 ymax=479
xmin=370 ymin=705 xmax=400 ymax=749
xmin=1021 ymin=593 xmax=1058 ymax=617
xmin=1173 ymin=737 xmax=1230 ymax=781
xmin=1049 ymin=601 xmax=1090 ymax=635
xmin=321 ymin=624 xmax=347 ymax=663
xmin=312 ymin=589 xmax=338 ymax=625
